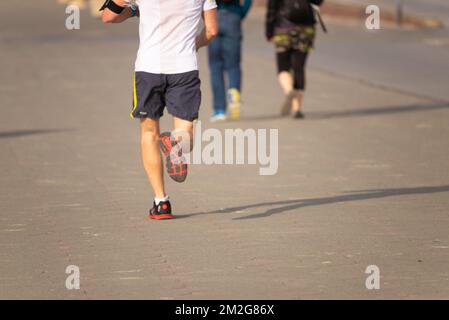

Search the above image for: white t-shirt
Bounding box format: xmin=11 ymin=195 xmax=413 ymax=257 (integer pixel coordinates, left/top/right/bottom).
xmin=130 ymin=0 xmax=217 ymax=74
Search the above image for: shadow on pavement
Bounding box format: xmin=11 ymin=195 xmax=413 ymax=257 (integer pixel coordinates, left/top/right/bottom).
xmin=0 ymin=129 xmax=70 ymax=139
xmin=307 ymin=103 xmax=449 ymax=120
xmin=237 ymin=103 xmax=449 ymax=122
xmin=179 ymin=185 xmax=449 ymax=220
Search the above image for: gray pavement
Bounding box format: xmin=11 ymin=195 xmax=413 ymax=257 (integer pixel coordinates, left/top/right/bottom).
xmin=248 ymin=5 xmax=449 ymax=103
xmin=311 ymin=23 xmax=449 ymax=103
xmin=332 ymin=0 xmax=449 ymax=25
xmin=1 ymin=1 xmax=449 ymax=299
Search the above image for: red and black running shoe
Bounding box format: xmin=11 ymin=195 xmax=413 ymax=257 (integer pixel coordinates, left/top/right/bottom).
xmin=149 ymin=200 xmax=173 ymax=220
xmin=159 ymin=132 xmax=188 ymax=183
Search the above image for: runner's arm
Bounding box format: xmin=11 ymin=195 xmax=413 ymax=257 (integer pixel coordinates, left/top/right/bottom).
xmin=102 ymin=0 xmax=137 ymax=23
xmin=196 ymin=9 xmax=218 ymax=50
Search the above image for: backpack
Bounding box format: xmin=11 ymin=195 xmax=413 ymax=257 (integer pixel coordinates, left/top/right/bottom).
xmin=280 ymin=0 xmax=312 ymax=24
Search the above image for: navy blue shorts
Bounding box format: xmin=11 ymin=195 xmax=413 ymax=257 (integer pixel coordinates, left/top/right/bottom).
xmin=131 ymin=71 xmax=201 ymax=122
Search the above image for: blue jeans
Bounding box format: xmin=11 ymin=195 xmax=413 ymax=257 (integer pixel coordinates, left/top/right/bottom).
xmin=208 ymin=10 xmax=242 ymax=114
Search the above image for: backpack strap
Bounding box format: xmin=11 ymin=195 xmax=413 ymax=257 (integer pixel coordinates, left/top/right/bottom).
xmin=311 ymin=4 xmax=328 ymax=33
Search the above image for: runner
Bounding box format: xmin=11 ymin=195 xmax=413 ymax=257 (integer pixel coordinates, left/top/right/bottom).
xmin=102 ymin=0 xmax=218 ymax=220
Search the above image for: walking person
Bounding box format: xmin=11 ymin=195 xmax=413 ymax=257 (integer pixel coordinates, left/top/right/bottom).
xmin=208 ymin=0 xmax=253 ymax=122
xmin=102 ymin=0 xmax=218 ymax=220
xmin=266 ymin=0 xmax=324 ymax=118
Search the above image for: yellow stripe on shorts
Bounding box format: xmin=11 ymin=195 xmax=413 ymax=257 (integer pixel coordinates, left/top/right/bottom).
xmin=130 ymin=72 xmax=138 ymax=119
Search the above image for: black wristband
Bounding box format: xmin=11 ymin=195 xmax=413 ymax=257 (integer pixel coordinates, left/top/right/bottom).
xmin=99 ymin=0 xmax=125 ymax=14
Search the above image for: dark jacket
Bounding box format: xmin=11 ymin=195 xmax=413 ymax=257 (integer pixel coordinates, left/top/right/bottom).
xmin=218 ymin=0 xmax=253 ymax=19
xmin=266 ymin=0 xmax=324 ymax=39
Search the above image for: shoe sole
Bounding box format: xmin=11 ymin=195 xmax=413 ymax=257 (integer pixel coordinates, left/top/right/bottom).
xmin=149 ymin=214 xmax=174 ymax=220
xmin=159 ymin=132 xmax=188 ymax=183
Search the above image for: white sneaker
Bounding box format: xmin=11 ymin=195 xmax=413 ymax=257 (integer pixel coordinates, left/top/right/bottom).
xmin=210 ymin=112 xmax=227 ymax=123
xmin=89 ymin=0 xmax=104 ymax=17
xmin=67 ymin=0 xmax=87 ymax=10
xmin=227 ymin=88 xmax=241 ymax=121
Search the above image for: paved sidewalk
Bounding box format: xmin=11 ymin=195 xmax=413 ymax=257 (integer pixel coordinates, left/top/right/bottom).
xmin=1 ymin=1 xmax=449 ymax=299
xmin=331 ymin=0 xmax=449 ymax=24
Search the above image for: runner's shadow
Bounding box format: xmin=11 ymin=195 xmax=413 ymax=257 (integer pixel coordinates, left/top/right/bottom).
xmin=179 ymin=185 xmax=449 ymax=220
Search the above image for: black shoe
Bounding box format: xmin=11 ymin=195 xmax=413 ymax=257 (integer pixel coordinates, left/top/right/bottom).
xmin=149 ymin=200 xmax=173 ymax=220
xmin=293 ymin=111 xmax=305 ymax=119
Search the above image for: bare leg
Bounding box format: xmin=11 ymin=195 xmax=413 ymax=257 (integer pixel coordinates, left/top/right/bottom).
xmin=278 ymin=71 xmax=296 ymax=115
xmin=172 ymin=117 xmax=194 ymax=153
xmin=291 ymin=90 xmax=305 ymax=113
xmin=278 ymin=71 xmax=294 ymax=95
xmin=140 ymin=118 xmax=166 ymax=199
